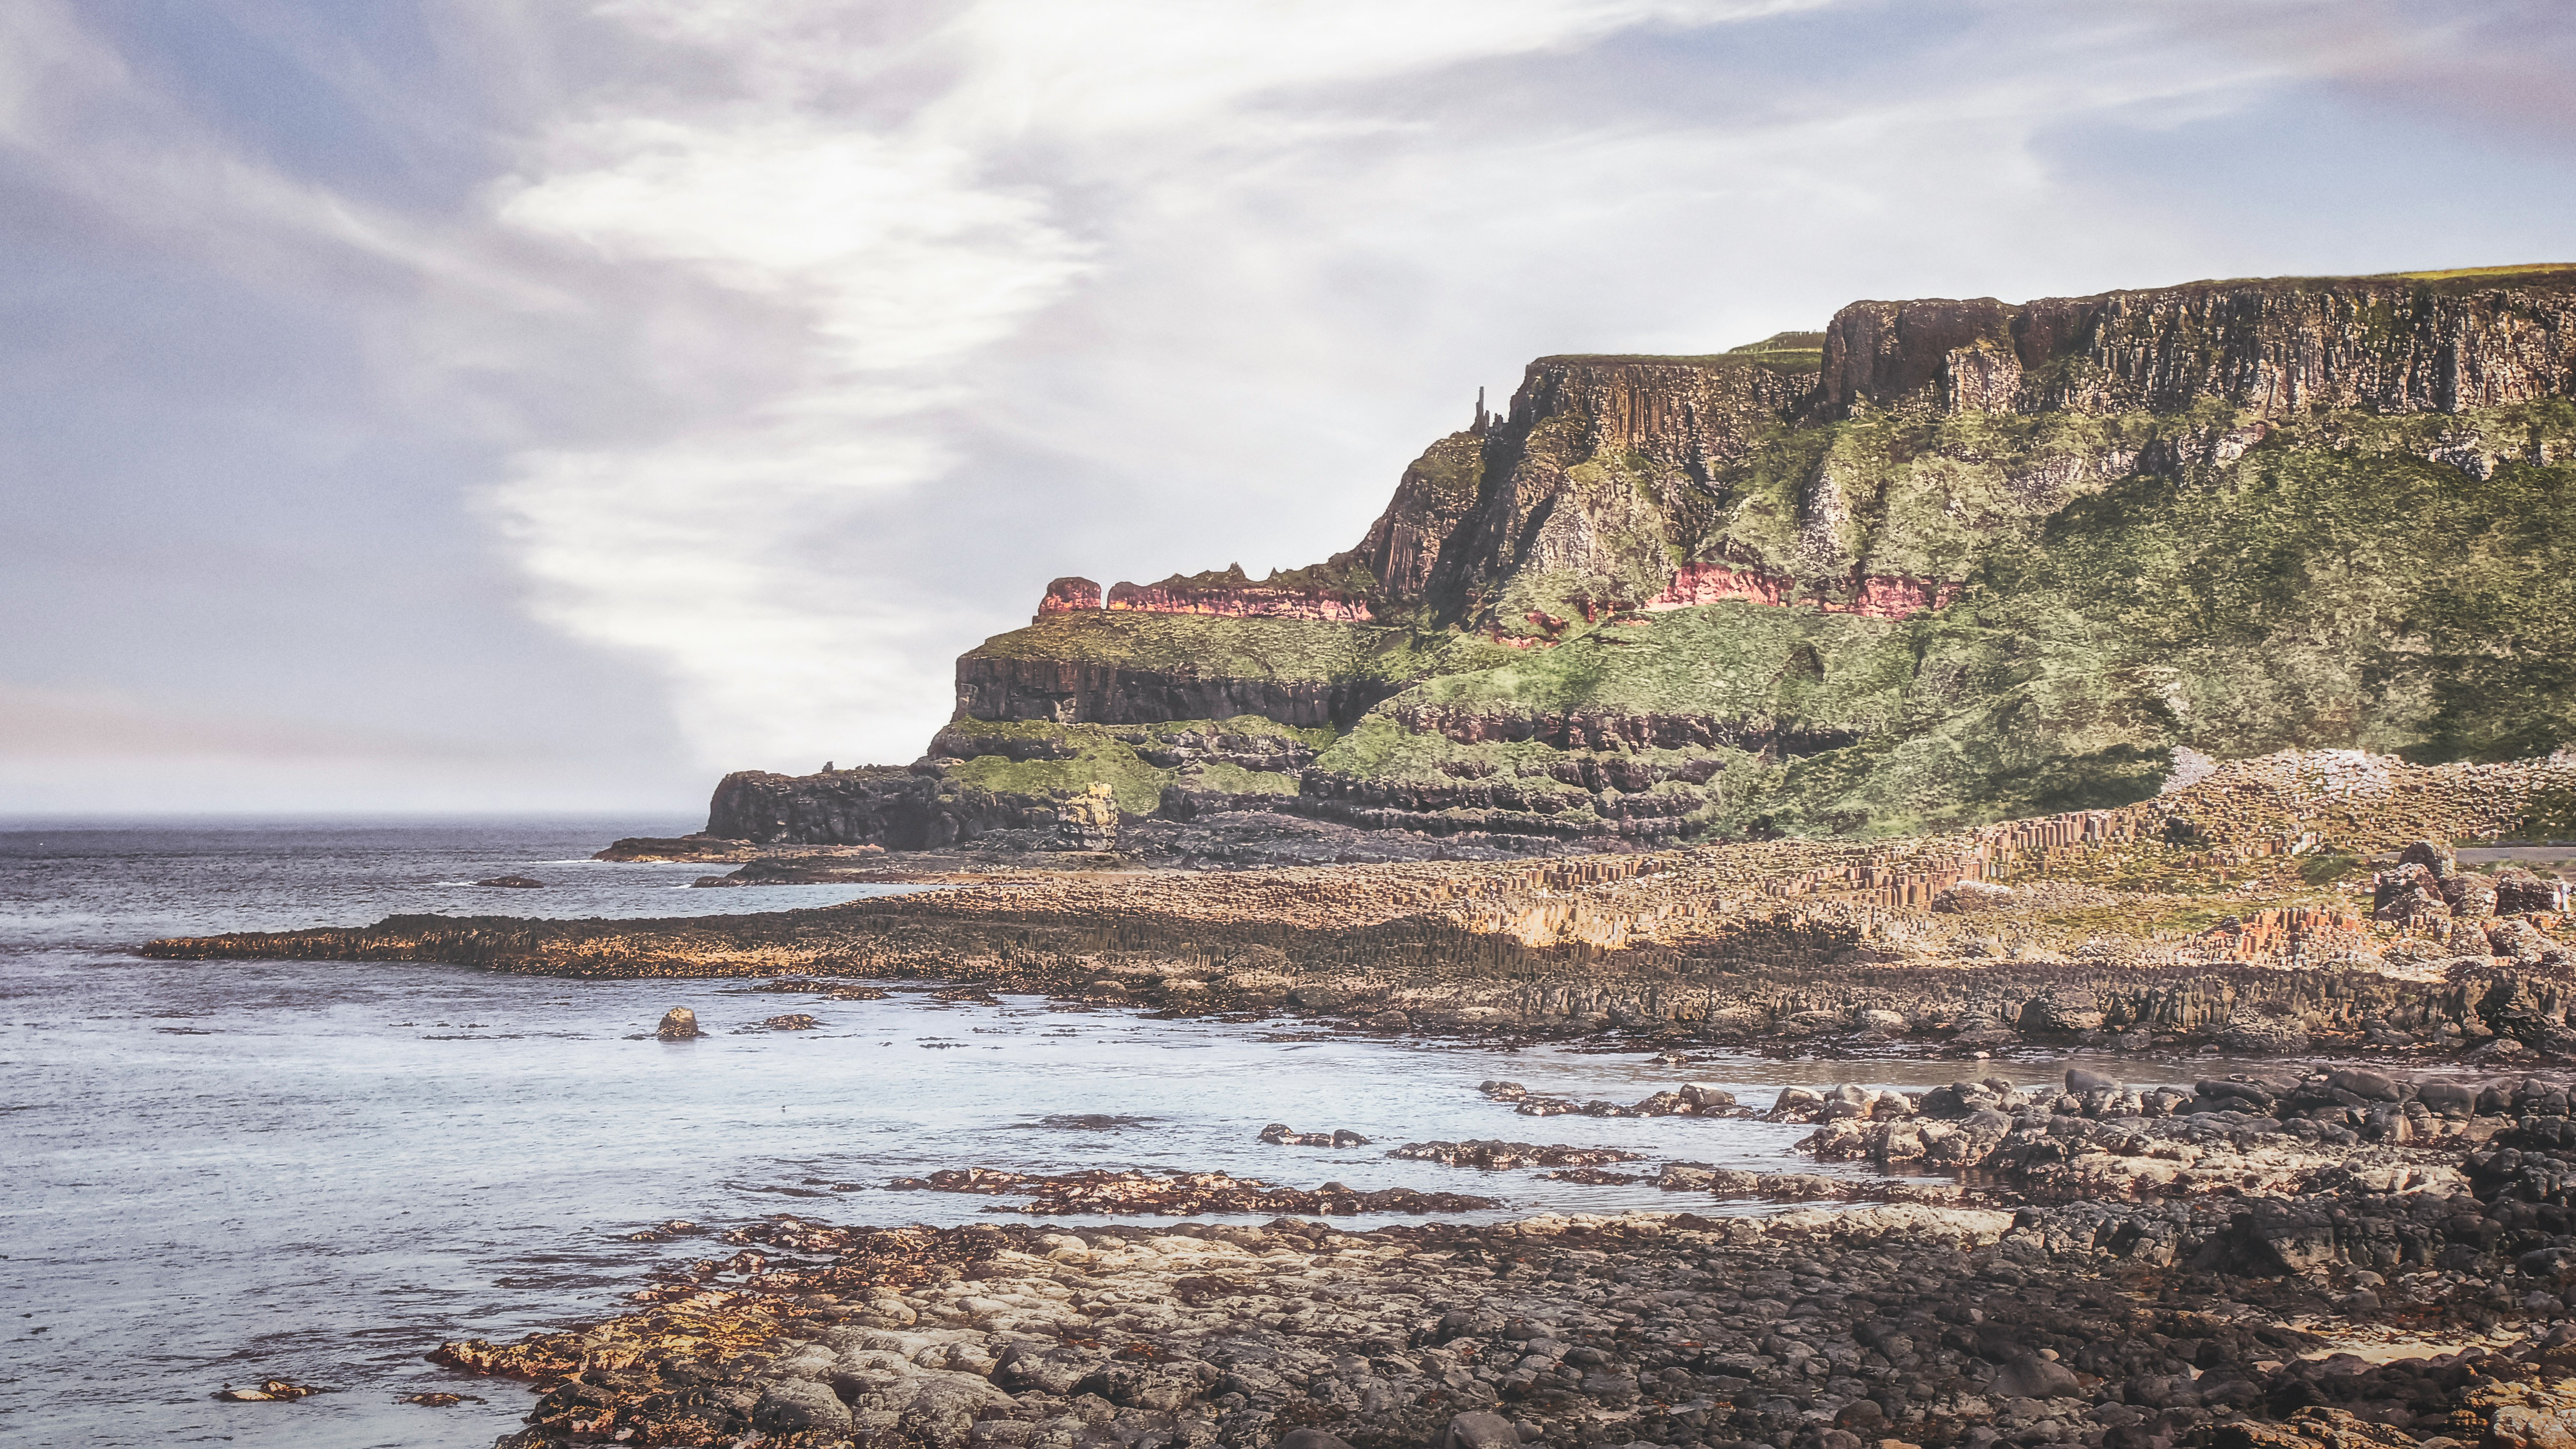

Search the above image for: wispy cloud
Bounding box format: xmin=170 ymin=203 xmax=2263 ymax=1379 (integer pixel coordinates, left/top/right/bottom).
xmin=3 ymin=0 xmax=2570 ymax=809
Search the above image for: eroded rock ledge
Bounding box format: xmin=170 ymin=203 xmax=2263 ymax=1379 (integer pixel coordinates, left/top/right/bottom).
xmin=430 ymin=1184 xmax=2576 ymax=1449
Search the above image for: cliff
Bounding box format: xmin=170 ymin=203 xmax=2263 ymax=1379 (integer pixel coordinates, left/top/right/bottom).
xmin=726 ymin=267 xmax=2576 ymax=847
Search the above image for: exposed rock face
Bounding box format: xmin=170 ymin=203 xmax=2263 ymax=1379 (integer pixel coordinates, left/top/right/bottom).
xmin=1821 ymin=269 xmax=2576 ymax=419
xmin=1409 ymin=354 xmax=1816 ymax=623
xmin=953 ymin=654 xmax=1395 ymax=730
xmin=743 ymin=269 xmax=2576 ymax=847
xmin=1353 ymin=431 xmax=1487 ymax=603
xmin=1036 ymin=577 xmax=1101 ymax=616
xmin=1106 ymin=569 xmax=1374 ymax=622
xmin=1055 ymin=783 xmax=1118 ymax=851
xmin=1642 ymin=559 xmax=1960 ymax=619
xmin=706 ymin=766 xmax=1042 ymax=848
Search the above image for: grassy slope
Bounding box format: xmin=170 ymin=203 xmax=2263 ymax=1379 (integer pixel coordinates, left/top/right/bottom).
xmin=941 ymin=718 xmax=1316 ymax=814
xmin=963 ymin=611 xmax=1467 ymax=690
xmin=947 ymin=401 xmax=2575 ymax=840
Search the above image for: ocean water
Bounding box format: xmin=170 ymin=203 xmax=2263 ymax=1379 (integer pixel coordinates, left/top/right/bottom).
xmin=0 ymin=819 xmax=2206 ymax=1449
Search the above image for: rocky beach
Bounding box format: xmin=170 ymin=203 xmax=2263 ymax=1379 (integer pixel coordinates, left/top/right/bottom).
xmin=417 ymin=1056 xmax=2576 ymax=1449
xmin=136 ymin=747 xmax=2576 ymax=1449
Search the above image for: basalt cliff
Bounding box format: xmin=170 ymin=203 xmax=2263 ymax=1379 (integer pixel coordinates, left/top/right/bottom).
xmin=712 ymin=267 xmax=2576 ymax=852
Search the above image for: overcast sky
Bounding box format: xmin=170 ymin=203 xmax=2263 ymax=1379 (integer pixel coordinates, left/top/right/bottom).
xmin=3 ymin=0 xmax=2571 ymax=817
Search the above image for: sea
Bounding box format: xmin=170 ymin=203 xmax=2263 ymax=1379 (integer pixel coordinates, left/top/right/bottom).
xmin=0 ymin=818 xmax=2232 ymax=1448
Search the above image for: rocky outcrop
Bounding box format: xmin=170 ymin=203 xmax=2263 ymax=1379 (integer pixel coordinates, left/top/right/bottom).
xmin=1035 ymin=577 xmax=1101 ymax=616
xmin=1642 ymin=560 xmax=1962 ymax=619
xmin=706 ymin=766 xmax=1045 ymax=848
xmin=1106 ymin=569 xmax=1374 ymax=622
xmin=1405 ymin=355 xmax=1815 ymax=623
xmin=1354 ymin=431 xmax=1487 ymax=603
xmin=1821 ymin=268 xmax=2576 ymax=419
xmin=953 ymin=654 xmax=1397 ymax=730
xmin=1055 ymin=783 xmax=1118 ymax=851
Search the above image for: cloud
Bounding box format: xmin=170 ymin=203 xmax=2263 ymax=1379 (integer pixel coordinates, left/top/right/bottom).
xmin=5 ymin=0 xmax=2571 ymax=812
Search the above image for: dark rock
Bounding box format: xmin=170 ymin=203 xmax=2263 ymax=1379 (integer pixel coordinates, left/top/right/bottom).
xmin=1993 ymin=1354 xmax=2081 ymax=1399
xmin=472 ymin=876 xmax=545 ymax=889
xmin=2325 ymin=1070 xmax=2399 ymax=1102
xmin=656 ymin=1008 xmax=701 ymax=1040
xmin=1441 ymin=1410 xmax=1524 ymax=1449
xmin=753 ymin=1381 xmax=851 ymax=1435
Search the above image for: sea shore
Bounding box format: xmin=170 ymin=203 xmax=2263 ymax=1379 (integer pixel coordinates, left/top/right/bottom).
xmin=139 ymin=750 xmax=2576 ymax=1448
xmin=419 ymin=1056 xmax=2576 ymax=1449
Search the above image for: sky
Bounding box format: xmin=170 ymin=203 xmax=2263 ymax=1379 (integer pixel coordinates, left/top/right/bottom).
xmin=2 ymin=0 xmax=2572 ymax=817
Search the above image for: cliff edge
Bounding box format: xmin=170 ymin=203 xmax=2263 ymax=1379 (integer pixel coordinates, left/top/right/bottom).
xmin=713 ymin=267 xmax=2576 ymax=849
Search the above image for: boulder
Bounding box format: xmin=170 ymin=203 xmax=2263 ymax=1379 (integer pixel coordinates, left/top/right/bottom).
xmin=2488 ymin=1406 xmax=2576 ymax=1449
xmin=2497 ymin=866 xmax=2570 ymax=915
xmin=2325 ymin=1069 xmax=2399 ymax=1101
xmin=2442 ymin=872 xmax=2498 ymax=919
xmin=2490 ymin=918 xmax=2557 ymax=966
xmin=1933 ymin=881 xmax=2016 ymax=913
xmin=2396 ymin=839 xmax=2457 ymax=879
xmin=657 ymin=1007 xmax=702 ymax=1040
xmin=1280 ymin=1432 xmax=1359 ymax=1449
xmin=1442 ymin=1410 xmax=1525 ymax=1449
xmin=2374 ymin=862 xmax=2452 ymax=924
xmin=753 ymin=1381 xmax=852 ymax=1435
xmin=1992 ymin=1352 xmax=2081 ymax=1399
xmin=2066 ymin=1067 xmax=2120 ymax=1093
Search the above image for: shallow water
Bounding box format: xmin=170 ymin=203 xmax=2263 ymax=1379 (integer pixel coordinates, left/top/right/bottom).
xmin=0 ymin=819 xmax=2285 ymax=1448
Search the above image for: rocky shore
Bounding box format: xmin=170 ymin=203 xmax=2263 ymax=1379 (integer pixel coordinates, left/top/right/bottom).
xmin=146 ymin=751 xmax=2575 ymax=1074
xmin=426 ymin=1061 xmax=2576 ymax=1449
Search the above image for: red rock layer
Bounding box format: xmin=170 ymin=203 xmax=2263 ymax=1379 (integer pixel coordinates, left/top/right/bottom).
xmin=1036 ymin=577 xmax=1102 ymax=614
xmin=1103 ymin=581 xmax=1376 ymax=622
xmin=1641 ymin=561 xmax=1960 ymax=619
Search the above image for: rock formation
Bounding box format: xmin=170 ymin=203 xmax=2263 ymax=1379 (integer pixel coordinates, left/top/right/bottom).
xmin=734 ymin=267 xmax=2576 ymax=846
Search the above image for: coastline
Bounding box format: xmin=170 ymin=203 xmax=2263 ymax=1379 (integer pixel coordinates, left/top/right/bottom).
xmin=418 ymin=1055 xmax=2576 ymax=1449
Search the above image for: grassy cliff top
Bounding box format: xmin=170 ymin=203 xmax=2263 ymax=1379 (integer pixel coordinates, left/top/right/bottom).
xmin=964 ymin=610 xmax=1447 ymax=684
xmin=2115 ymin=264 xmax=2576 ymax=298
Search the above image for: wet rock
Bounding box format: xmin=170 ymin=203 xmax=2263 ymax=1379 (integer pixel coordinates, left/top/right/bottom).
xmin=656 ymin=1007 xmax=702 ymax=1040
xmin=762 ymin=1014 xmax=819 ymax=1030
xmin=884 ymin=1165 xmax=1496 ymax=1216
xmin=472 ymin=875 xmax=545 ymax=888
xmin=212 ymin=1378 xmax=331 ymax=1402
xmin=1388 ymin=1140 xmax=1644 ymax=1170
xmin=1259 ymin=1124 xmax=1372 ymax=1147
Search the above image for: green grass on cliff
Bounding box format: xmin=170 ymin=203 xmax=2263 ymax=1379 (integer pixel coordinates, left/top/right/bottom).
xmin=1319 ymin=399 xmax=2576 ymax=839
xmin=939 ymin=716 xmax=1326 ymax=813
xmin=950 ymin=395 xmax=2576 ymax=842
xmin=964 ymin=611 xmax=1449 ymax=688
xmin=948 ymin=740 xmax=1171 ymax=815
xmin=1744 ymin=400 xmax=2576 ymax=834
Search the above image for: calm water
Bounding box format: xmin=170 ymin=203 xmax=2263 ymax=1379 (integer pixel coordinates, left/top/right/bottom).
xmin=0 ymin=819 xmax=2222 ymax=1449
